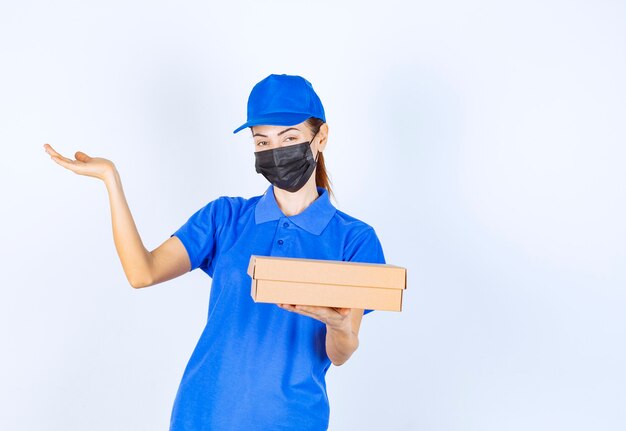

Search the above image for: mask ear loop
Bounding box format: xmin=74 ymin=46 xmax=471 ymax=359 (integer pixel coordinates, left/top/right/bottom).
xmin=310 ymin=129 xmax=321 ymax=163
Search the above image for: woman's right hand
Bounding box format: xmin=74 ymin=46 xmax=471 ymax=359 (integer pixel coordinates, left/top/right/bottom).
xmin=44 ymin=143 xmax=116 ymax=181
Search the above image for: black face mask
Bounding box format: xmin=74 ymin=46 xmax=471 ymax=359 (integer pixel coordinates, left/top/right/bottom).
xmin=254 ymin=132 xmax=320 ymax=193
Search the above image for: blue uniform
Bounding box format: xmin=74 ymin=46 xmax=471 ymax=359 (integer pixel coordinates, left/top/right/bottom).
xmin=168 ymin=184 xmax=386 ymax=430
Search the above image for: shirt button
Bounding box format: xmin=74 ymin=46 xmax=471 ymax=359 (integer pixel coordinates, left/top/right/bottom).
xmin=277 ymin=239 xmax=284 ymax=245
xmin=283 ymin=222 xmax=289 ymax=228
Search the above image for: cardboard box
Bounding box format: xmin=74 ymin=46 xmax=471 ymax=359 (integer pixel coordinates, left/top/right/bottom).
xmin=247 ymin=255 xmax=407 ymax=312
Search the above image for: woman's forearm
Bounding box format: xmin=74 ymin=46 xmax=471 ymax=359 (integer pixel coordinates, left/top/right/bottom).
xmin=104 ymin=168 xmax=153 ymax=288
xmin=326 ymin=321 xmax=359 ymax=366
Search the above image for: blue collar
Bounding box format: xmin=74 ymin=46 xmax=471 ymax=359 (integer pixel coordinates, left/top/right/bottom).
xmin=255 ymin=185 xmax=336 ymax=235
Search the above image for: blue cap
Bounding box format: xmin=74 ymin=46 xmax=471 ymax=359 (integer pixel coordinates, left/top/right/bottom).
xmin=233 ymin=74 xmax=326 ymax=134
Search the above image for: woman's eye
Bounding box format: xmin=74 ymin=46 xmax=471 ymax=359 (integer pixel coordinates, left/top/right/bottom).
xmin=256 ymin=136 xmax=296 ymax=146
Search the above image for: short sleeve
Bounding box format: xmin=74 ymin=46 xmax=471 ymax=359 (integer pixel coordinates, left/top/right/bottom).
xmin=343 ymin=227 xmax=386 ymax=316
xmin=170 ymin=197 xmax=224 ymax=273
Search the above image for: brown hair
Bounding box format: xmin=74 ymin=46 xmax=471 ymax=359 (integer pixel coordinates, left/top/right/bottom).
xmin=305 ymin=117 xmax=335 ymax=201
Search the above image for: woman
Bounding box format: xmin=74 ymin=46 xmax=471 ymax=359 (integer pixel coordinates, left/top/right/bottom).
xmin=44 ymin=73 xmax=386 ymax=430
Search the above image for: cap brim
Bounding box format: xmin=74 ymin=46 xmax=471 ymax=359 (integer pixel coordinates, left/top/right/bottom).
xmin=232 ymin=112 xmax=313 ymax=134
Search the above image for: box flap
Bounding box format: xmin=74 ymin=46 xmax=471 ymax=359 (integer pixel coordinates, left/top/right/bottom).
xmin=247 ymin=255 xmax=257 ymax=278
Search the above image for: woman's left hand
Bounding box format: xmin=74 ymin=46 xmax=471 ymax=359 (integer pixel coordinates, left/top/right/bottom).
xmin=276 ymin=303 xmax=351 ymax=330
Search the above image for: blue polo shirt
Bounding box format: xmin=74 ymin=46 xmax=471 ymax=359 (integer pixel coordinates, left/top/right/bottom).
xmin=168 ymin=184 xmax=386 ymax=431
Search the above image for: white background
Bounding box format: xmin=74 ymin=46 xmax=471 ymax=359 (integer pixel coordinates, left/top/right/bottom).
xmin=1 ymin=1 xmax=625 ymax=430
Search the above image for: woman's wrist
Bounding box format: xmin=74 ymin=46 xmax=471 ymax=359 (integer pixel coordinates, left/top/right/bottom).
xmin=326 ymin=317 xmax=352 ymax=335
xmin=103 ymin=165 xmax=120 ymax=188
xmin=326 ymin=320 xmax=358 ymax=365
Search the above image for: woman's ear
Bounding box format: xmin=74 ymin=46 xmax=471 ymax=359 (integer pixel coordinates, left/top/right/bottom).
xmin=317 ymin=122 xmax=329 ymax=152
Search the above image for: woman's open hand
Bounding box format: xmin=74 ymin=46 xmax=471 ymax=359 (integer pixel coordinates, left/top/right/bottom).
xmin=44 ymin=143 xmax=115 ymax=181
xmin=276 ymin=303 xmax=352 ymax=330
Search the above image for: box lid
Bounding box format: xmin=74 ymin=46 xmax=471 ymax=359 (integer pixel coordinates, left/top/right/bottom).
xmin=247 ymin=255 xmax=406 ymax=290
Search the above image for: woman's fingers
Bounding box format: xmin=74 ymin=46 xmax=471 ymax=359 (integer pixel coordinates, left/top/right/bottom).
xmin=44 ymin=143 xmax=89 ymax=175
xmin=53 ymin=156 xmax=78 ymax=171
xmin=43 ymin=143 xmax=63 ymax=158
xmin=44 ymin=143 xmax=76 ymax=165
xmin=44 ymin=143 xmax=115 ymax=181
xmin=275 ymin=303 xmax=351 ymax=326
xmin=334 ymin=307 xmax=351 ymax=317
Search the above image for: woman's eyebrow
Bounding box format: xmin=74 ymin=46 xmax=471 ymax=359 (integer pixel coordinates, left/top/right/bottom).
xmin=253 ymin=127 xmax=300 ymax=138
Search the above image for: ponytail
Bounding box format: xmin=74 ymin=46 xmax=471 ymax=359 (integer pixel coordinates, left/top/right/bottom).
xmin=306 ymin=117 xmax=335 ymax=201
